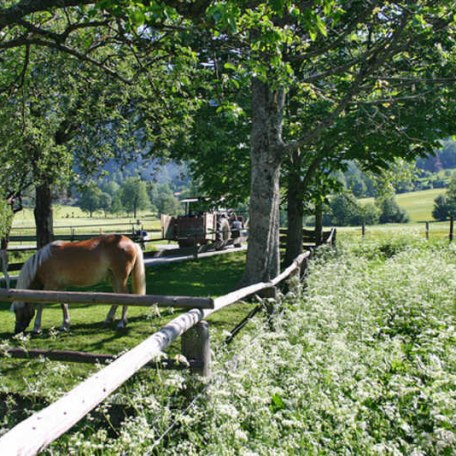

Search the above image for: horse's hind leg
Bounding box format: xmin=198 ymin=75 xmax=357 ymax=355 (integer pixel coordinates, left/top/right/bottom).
xmin=108 ymin=274 xmax=129 ymax=329
xmin=60 ymin=303 xmax=70 ymax=331
xmin=104 ymin=304 xmax=118 ymax=325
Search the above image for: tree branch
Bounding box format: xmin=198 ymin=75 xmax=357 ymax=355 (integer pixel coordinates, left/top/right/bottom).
xmin=285 ymin=6 xmax=414 ymax=153
xmin=0 ymin=0 xmax=95 ymax=32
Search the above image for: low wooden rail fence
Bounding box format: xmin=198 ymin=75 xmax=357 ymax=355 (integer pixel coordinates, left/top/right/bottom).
xmin=8 ymin=229 xmax=162 ymax=244
xmin=0 ymin=289 xmax=214 ymax=309
xmin=0 ymin=228 xmax=335 ymax=455
xmin=279 ymin=228 xmax=335 ymax=248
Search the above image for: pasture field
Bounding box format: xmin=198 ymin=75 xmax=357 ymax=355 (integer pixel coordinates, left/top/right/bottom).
xmin=395 ymin=188 xmax=445 ymax=222
xmin=1 ymin=233 xmax=455 ymax=454
xmin=359 ymin=188 xmax=445 ymax=222
xmin=10 ymin=206 xmax=161 ymax=240
xmin=337 ymin=220 xmax=453 ymax=243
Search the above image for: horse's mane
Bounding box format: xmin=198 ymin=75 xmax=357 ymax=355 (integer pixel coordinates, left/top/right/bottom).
xmin=10 ymin=242 xmax=57 ymax=311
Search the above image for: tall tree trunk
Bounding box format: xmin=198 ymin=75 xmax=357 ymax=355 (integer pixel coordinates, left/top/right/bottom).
xmin=242 ymin=78 xmax=285 ymax=285
xmin=284 ymin=156 xmax=304 ymax=266
xmin=315 ymin=198 xmax=323 ymax=246
xmin=34 ymin=181 xmax=54 ymax=248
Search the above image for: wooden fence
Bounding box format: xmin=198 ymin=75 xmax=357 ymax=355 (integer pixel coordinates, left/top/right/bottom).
xmin=360 ymin=216 xmax=455 ymax=240
xmin=279 ymin=228 xmax=335 ymax=248
xmin=0 ymin=228 xmax=335 ymax=455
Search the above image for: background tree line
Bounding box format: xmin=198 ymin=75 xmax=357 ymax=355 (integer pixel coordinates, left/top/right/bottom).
xmin=78 ymin=178 xmax=182 ymax=219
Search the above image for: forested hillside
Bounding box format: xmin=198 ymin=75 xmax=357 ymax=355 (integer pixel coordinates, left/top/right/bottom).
xmin=343 ymin=140 xmax=456 ymax=198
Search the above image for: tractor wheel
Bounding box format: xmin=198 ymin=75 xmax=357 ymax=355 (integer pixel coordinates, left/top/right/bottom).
xmin=215 ymin=218 xmax=231 ymax=250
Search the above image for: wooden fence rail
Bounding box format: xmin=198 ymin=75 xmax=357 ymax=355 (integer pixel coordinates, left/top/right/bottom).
xmin=279 ymin=228 xmax=333 ymax=248
xmin=0 ymin=230 xmax=335 ymax=455
xmin=0 ymin=289 xmax=214 ymax=310
xmin=9 ymin=221 xmax=160 ymax=232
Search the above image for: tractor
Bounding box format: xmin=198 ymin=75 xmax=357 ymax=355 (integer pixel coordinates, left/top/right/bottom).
xmin=161 ymin=198 xmax=246 ymax=250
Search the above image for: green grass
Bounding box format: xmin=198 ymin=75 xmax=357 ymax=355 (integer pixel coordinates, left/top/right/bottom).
xmin=349 ymin=188 xmax=453 ymax=242
xmin=33 ymin=236 xmax=456 ymax=455
xmin=11 ymin=206 xmax=161 ymax=240
xmin=337 ymin=220 xmax=453 ymax=243
xmin=360 ymin=188 xmax=446 ymax=222
xmin=395 ymin=188 xmax=446 ymax=222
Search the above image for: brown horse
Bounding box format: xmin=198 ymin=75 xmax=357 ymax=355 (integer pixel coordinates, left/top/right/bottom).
xmin=11 ymin=234 xmax=146 ymax=334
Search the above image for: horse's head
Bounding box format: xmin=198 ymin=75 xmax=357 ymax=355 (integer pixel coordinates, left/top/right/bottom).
xmin=11 ymin=302 xmax=35 ymax=334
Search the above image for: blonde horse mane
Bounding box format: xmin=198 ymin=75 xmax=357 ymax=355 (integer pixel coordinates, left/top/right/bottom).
xmin=10 ymin=242 xmax=58 ymax=311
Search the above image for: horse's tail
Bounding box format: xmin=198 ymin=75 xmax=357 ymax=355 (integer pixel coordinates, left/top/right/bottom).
xmin=131 ymin=243 xmax=146 ymax=296
xmin=11 ymin=243 xmax=54 ymax=311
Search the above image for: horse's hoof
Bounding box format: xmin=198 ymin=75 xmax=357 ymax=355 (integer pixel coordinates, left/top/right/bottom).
xmin=116 ymin=321 xmax=127 ymax=330
xmin=58 ymin=325 xmax=70 ymax=332
xmin=31 ymin=329 xmax=42 ymax=336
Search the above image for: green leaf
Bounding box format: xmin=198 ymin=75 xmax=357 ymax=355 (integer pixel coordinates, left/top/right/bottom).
xmin=224 ymin=62 xmax=237 ymax=71
xmin=270 ymin=393 xmax=285 ymax=412
xmin=129 ymin=9 xmax=146 ymax=27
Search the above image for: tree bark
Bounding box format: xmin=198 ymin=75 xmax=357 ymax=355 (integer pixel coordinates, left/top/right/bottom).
xmin=242 ymin=78 xmax=285 ymax=285
xmin=34 ymin=181 xmax=54 ymax=248
xmin=284 ymin=157 xmax=304 ymax=267
xmin=315 ymin=198 xmax=323 ymax=246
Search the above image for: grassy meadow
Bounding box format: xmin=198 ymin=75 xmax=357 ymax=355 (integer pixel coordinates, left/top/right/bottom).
xmin=1 ymin=193 xmax=455 ymax=453
xmin=1 ymin=235 xmax=453 ymax=454
xmin=10 ymin=205 xmax=161 ymax=241
xmin=395 ymin=188 xmax=445 ymax=222
xmin=359 ymin=187 xmax=445 ymax=223
xmin=340 ymin=187 xmax=452 ymax=242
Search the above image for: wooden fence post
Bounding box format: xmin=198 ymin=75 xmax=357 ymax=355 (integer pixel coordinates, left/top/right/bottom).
xmin=315 ymin=200 xmax=323 ymax=246
xmin=361 ymin=222 xmax=366 ymax=238
xmin=258 ymin=286 xmax=278 ymax=330
xmin=425 ymin=222 xmax=429 ymax=240
xmin=450 ymin=216 xmax=454 ymax=242
xmin=181 ymin=321 xmax=211 ymax=377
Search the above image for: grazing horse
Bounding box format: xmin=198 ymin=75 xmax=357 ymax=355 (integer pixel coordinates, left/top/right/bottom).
xmin=11 ymin=234 xmax=146 ymax=334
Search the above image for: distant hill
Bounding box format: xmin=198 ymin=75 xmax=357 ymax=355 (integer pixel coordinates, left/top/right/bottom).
xmin=344 ymin=139 xmax=456 ymax=198
xmin=101 ymin=158 xmax=190 ymax=191
xmin=416 ymin=139 xmax=456 ymax=172
xmin=360 ymin=188 xmax=446 ymax=222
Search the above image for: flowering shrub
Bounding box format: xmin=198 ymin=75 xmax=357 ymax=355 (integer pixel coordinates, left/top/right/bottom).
xmin=6 ymin=237 xmax=456 ymax=454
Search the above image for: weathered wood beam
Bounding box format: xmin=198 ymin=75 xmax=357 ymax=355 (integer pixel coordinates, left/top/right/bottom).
xmin=3 ymin=348 xmax=200 ymax=370
xmin=0 ymin=289 xmax=214 ymax=310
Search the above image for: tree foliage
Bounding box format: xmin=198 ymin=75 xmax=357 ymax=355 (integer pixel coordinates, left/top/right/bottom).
xmin=120 ymin=177 xmax=150 ymax=218
xmin=433 ymin=178 xmax=456 ymax=221
xmin=377 ymin=197 xmax=410 ymax=224
xmin=1 ymin=1 xmax=456 ymax=281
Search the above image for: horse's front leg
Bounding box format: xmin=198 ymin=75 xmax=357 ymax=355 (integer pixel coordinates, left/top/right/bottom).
xmin=104 ymin=305 xmax=118 ymax=325
xmin=105 ymin=304 xmax=128 ymax=329
xmin=60 ymin=303 xmax=70 ymax=331
xmin=32 ymin=304 xmax=43 ymax=334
